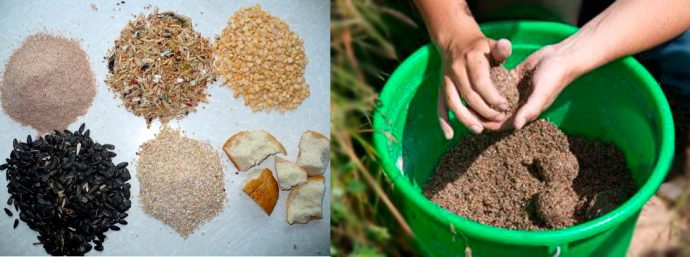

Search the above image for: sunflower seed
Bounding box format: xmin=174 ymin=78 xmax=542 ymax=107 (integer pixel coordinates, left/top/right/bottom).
xmin=116 ymin=162 xmax=128 ymax=169
xmin=0 ymin=124 xmax=131 ymax=255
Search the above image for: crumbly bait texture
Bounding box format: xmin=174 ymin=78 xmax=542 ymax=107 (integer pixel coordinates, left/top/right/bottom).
xmin=425 ymin=119 xmax=637 ymax=230
xmin=213 ymin=5 xmax=310 ymax=112
xmin=490 ymin=65 xmax=519 ymax=112
xmin=531 ymin=152 xmax=579 ymax=183
xmin=536 ymin=184 xmax=578 ymax=228
xmin=136 ymin=127 xmax=225 ymax=238
xmin=106 ymin=11 xmax=213 ymax=126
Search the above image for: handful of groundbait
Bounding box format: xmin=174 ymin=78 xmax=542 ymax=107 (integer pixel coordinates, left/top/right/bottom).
xmin=490 ymin=65 xmax=520 ymax=113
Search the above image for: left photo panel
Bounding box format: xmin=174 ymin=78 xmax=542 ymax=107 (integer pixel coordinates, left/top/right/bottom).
xmin=0 ymin=0 xmax=330 ymax=255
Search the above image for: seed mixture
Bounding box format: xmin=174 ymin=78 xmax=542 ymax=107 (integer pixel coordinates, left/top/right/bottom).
xmin=136 ymin=127 xmax=225 ymax=238
xmin=490 ymin=65 xmax=519 ymax=112
xmin=425 ymin=119 xmax=637 ymax=230
xmin=1 ymin=33 xmax=96 ymax=135
xmin=106 ymin=10 xmax=213 ymax=126
xmin=0 ymin=124 xmax=131 ymax=255
xmin=214 ymin=5 xmax=310 ymax=112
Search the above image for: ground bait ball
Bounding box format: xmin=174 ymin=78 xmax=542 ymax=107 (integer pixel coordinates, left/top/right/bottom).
xmin=106 ymin=10 xmax=213 ymax=126
xmin=136 ymin=127 xmax=225 ymax=238
xmin=1 ymin=33 xmax=96 ymax=135
xmin=0 ymin=124 xmax=131 ymax=255
xmin=214 ymin=5 xmax=310 ymax=112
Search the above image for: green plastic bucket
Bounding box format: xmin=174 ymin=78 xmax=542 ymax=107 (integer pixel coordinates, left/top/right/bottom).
xmin=372 ymin=21 xmax=674 ymax=257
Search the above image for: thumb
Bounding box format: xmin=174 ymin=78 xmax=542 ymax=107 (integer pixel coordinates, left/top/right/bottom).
xmin=513 ymin=96 xmax=544 ymax=129
xmin=513 ymin=77 xmax=551 ymax=129
xmin=512 ymin=53 xmax=541 ymax=80
xmin=490 ymin=38 xmax=512 ymax=63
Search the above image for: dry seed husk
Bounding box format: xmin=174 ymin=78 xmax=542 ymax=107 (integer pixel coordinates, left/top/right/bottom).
xmin=214 ymin=5 xmax=310 ymax=112
xmin=106 ymin=11 xmax=213 ymax=126
xmin=0 ymin=124 xmax=131 ymax=255
xmin=136 ymin=127 xmax=225 ymax=238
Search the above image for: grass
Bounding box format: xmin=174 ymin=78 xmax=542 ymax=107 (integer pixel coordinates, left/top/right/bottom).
xmin=330 ymin=0 xmax=428 ymax=255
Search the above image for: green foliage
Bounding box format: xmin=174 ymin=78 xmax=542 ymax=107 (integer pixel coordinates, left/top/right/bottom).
xmin=330 ymin=0 xmax=428 ymax=256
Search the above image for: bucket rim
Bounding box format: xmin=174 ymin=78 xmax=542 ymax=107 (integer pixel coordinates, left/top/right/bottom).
xmin=372 ymin=20 xmax=674 ymax=246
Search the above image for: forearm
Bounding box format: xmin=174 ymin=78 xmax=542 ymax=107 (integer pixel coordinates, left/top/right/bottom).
xmin=413 ymin=0 xmax=482 ymax=48
xmin=560 ymin=0 xmax=690 ymax=76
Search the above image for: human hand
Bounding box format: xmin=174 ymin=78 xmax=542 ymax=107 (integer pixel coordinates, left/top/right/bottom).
xmin=437 ymin=34 xmax=513 ymax=139
xmin=510 ymin=44 xmax=583 ymax=129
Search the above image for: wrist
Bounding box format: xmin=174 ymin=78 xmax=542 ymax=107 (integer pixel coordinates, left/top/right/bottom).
xmin=548 ymin=43 xmax=589 ymax=83
xmin=433 ymin=23 xmax=483 ymax=54
xmin=552 ymin=31 xmax=607 ymax=80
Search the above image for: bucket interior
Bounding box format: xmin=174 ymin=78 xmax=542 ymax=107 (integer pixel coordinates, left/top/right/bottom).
xmin=373 ymin=21 xmax=674 ymax=246
xmin=402 ymin=45 xmax=660 ymax=190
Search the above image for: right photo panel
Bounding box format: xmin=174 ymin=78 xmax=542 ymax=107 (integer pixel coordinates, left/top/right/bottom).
xmin=330 ymin=0 xmax=690 ymax=256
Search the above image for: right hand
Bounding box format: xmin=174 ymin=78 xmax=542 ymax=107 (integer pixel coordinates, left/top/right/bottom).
xmin=436 ymin=33 xmax=514 ymax=139
xmin=511 ymin=44 xmax=583 ymax=130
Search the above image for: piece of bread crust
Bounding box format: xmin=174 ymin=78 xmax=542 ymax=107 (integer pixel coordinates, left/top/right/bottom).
xmin=286 ymin=176 xmax=325 ymax=224
xmin=243 ymin=168 xmax=279 ymax=215
xmin=275 ymin=157 xmax=308 ymax=190
xmin=223 ymin=130 xmax=286 ymax=171
xmin=296 ymin=131 xmax=329 ymax=176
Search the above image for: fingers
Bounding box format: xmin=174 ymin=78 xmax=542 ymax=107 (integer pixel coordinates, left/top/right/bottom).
xmin=513 ymin=102 xmax=541 ymax=129
xmin=513 ymin=70 xmax=559 ymax=129
xmin=465 ymin=51 xmax=510 ymax=111
xmin=443 ymin=76 xmax=484 ymax=134
xmin=513 ymin=54 xmax=539 ymax=79
xmin=490 ymin=38 xmax=512 ymax=63
xmin=437 ymin=84 xmax=454 ymax=140
xmin=482 ymin=114 xmax=516 ymax=131
xmin=513 ymin=45 xmax=553 ymax=78
xmin=448 ymin=63 xmax=505 ymax=121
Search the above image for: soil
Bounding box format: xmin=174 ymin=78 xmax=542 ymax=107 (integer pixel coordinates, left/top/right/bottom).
xmin=489 ymin=65 xmax=519 ymax=112
xmin=424 ymin=119 xmax=637 ymax=230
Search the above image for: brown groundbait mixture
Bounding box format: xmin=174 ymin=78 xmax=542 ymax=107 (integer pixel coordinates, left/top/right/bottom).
xmin=1 ymin=33 xmax=96 ymax=134
xmin=424 ymin=120 xmax=637 ymax=230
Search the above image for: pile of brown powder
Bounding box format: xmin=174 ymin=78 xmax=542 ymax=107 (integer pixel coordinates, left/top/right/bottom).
xmin=136 ymin=127 xmax=225 ymax=237
xmin=425 ymin=119 xmax=637 ymax=230
xmin=490 ymin=65 xmax=519 ymax=112
xmin=1 ymin=33 xmax=96 ymax=134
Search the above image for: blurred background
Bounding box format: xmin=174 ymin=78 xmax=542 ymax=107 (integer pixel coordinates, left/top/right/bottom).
xmin=330 ymin=0 xmax=690 ymax=256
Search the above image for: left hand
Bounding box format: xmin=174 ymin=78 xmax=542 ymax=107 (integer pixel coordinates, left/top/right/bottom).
xmin=498 ymin=44 xmax=583 ymax=130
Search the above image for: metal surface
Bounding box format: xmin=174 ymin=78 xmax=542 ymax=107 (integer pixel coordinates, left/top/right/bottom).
xmin=0 ymin=0 xmax=330 ymax=255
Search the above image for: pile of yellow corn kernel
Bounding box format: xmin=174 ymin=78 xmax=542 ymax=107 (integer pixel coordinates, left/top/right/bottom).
xmin=213 ymin=5 xmax=310 ymax=112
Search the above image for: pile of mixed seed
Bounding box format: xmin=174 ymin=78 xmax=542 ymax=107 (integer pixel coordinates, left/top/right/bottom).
xmin=106 ymin=10 xmax=213 ymax=125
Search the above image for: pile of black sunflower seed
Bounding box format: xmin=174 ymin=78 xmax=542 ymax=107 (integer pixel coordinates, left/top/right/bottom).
xmin=0 ymin=124 xmax=131 ymax=255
